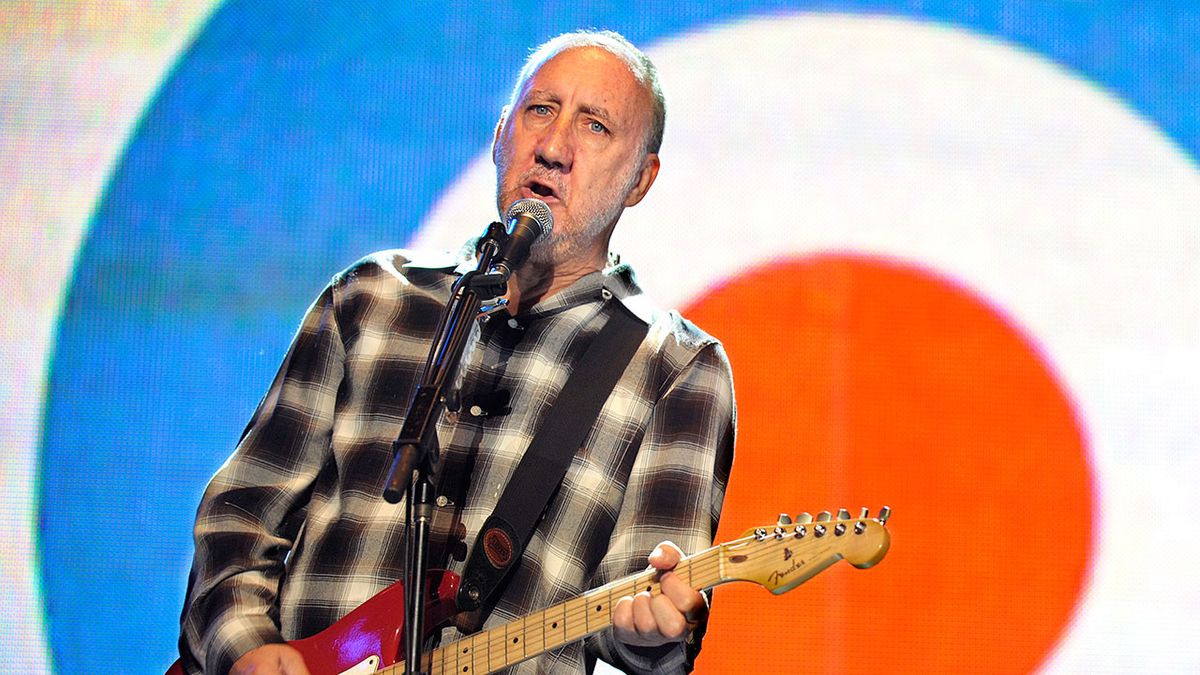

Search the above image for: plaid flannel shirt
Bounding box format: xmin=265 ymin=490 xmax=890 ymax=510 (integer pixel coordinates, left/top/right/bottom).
xmin=179 ymin=247 xmax=736 ymax=674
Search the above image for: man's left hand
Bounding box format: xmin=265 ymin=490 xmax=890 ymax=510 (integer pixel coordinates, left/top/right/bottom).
xmin=612 ymin=541 xmax=707 ymax=648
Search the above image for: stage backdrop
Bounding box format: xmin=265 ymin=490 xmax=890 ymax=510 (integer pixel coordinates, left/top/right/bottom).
xmin=3 ymin=1 xmax=1198 ymax=673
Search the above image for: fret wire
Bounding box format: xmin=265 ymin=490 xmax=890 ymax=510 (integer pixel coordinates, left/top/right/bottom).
xmin=538 ymin=603 xmax=546 ymax=658
xmin=455 ymin=633 xmax=466 ymax=674
xmin=518 ymin=610 xmax=528 ymax=660
xmin=583 ymin=588 xmax=591 ymax=635
xmin=558 ymin=594 xmax=567 ymax=653
xmin=451 ymin=634 xmax=461 ymax=673
xmin=504 ymin=616 xmax=511 ymax=665
xmin=508 ymin=614 xmax=516 ymax=664
xmin=433 ymin=545 xmax=734 ymax=673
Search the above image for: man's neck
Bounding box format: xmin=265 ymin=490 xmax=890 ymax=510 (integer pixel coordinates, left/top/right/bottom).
xmin=504 ymin=255 xmax=604 ymax=315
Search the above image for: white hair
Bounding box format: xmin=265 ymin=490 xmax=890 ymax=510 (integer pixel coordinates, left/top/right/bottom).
xmin=505 ymin=30 xmax=666 ymax=154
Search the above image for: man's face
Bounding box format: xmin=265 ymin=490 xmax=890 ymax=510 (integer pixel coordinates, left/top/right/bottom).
xmin=493 ymin=46 xmax=659 ymax=266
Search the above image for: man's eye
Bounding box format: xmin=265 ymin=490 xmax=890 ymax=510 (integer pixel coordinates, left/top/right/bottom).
xmin=531 ymin=104 xmax=552 ymax=116
xmin=589 ymin=120 xmax=608 ymax=134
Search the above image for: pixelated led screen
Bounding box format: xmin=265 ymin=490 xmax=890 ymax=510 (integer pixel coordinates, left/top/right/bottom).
xmin=3 ymin=2 xmax=1198 ymax=673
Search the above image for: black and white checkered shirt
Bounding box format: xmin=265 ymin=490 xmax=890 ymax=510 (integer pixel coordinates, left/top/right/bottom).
xmin=179 ymin=247 xmax=735 ymax=674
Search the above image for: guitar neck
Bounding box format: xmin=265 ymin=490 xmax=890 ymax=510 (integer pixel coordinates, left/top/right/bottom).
xmin=160 ymin=511 xmax=887 ymax=675
xmin=412 ymin=547 xmax=725 ymax=675
xmin=369 ymin=509 xmax=890 ymax=675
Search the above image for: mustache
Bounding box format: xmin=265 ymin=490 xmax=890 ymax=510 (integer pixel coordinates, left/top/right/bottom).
xmin=518 ymin=167 xmax=566 ymax=198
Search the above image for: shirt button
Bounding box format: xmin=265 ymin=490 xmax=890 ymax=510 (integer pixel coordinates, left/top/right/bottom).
xmin=469 ymin=405 xmax=486 ymax=417
xmin=507 ymin=318 xmax=520 ymax=329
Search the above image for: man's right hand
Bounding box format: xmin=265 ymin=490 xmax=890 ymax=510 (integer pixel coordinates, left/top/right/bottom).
xmin=230 ymin=644 xmax=310 ymax=675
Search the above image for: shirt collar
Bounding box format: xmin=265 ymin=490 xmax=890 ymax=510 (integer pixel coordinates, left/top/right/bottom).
xmin=514 ymin=261 xmax=654 ymax=325
xmin=402 ymin=242 xmax=654 ymax=325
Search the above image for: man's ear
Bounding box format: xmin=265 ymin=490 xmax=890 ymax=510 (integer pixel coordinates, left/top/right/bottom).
xmin=623 ymin=153 xmax=661 ymax=207
xmin=491 ymin=107 xmax=509 ymax=166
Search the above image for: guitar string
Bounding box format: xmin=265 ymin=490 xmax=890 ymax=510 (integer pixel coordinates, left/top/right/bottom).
xmin=496 ymin=553 xmax=716 ymax=672
xmin=370 ymin=552 xmax=728 ymax=675
xmin=424 ymin=542 xmax=735 ymax=674
xmin=433 ymin=526 xmax=861 ymax=674
xmin=380 ymin=521 xmax=871 ymax=674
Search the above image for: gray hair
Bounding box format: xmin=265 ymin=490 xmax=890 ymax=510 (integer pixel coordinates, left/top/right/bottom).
xmin=505 ymin=30 xmax=666 ymax=154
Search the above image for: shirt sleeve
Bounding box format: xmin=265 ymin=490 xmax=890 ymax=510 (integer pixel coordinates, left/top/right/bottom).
xmin=589 ymin=339 xmax=737 ymax=674
xmin=178 ymin=283 xmax=346 ymax=675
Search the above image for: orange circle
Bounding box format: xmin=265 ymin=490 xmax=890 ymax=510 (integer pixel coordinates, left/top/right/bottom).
xmin=685 ymin=255 xmax=1093 ymax=675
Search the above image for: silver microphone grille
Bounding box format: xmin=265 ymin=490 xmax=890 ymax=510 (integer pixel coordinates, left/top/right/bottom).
xmin=505 ymin=198 xmax=554 ymax=239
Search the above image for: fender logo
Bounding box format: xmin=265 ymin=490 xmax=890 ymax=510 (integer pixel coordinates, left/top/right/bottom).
xmin=767 ymin=555 xmax=806 ymax=586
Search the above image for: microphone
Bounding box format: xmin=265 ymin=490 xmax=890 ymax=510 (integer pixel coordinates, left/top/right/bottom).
xmin=491 ymin=198 xmax=553 ymax=279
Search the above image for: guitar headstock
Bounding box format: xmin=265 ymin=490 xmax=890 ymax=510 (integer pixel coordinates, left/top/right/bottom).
xmin=720 ymin=507 xmax=891 ymax=595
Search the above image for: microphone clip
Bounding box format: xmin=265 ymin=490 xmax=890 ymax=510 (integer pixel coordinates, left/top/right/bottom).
xmin=469 ymin=221 xmax=511 ymax=298
xmin=469 ymin=199 xmax=552 ymax=299
xmin=475 ymin=221 xmax=509 ymax=259
xmin=467 ymin=271 xmax=508 ymax=299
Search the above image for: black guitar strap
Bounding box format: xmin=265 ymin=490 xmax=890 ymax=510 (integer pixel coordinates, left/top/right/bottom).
xmin=456 ymin=301 xmax=648 ymax=612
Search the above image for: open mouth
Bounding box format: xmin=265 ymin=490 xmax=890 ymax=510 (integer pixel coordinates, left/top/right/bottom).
xmin=524 ymin=179 xmax=559 ymax=201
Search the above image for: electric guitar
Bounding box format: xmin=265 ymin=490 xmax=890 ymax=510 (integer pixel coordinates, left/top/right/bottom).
xmin=167 ymin=507 xmax=890 ymax=674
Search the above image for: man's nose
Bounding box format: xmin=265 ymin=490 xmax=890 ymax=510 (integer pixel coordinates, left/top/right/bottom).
xmin=535 ymin=117 xmax=573 ymax=171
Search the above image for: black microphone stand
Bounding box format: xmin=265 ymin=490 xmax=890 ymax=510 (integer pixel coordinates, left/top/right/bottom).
xmin=382 ymin=221 xmax=510 ymax=675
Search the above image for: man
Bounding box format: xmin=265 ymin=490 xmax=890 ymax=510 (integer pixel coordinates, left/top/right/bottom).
xmin=179 ymin=30 xmax=735 ymax=674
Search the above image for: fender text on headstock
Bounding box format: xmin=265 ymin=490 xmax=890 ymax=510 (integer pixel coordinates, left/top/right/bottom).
xmin=767 ymin=554 xmax=806 ymax=586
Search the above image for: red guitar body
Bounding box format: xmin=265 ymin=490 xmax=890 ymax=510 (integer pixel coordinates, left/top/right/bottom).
xmin=162 ymin=509 xmax=893 ymax=674
xmin=165 ymin=571 xmax=460 ymax=675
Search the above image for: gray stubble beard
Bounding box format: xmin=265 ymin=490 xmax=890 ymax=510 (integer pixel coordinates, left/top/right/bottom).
xmin=495 ymin=159 xmax=641 ymax=270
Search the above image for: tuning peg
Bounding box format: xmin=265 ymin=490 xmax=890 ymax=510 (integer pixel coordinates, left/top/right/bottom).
xmin=777 ymin=513 xmax=793 ymax=525
xmin=879 ymin=506 xmax=891 ymax=523
xmin=816 ymin=511 xmax=832 ymax=522
xmin=859 ymin=507 xmax=870 ymax=519
xmin=837 ymin=508 xmax=851 ymax=520
xmin=797 ymin=512 xmax=813 ymax=524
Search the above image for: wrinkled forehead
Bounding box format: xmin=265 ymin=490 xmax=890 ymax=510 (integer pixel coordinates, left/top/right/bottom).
xmin=510 ymin=43 xmax=649 ymax=108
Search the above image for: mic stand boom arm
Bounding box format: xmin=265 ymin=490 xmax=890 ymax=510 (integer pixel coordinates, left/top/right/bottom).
xmin=381 ymin=222 xmax=509 ymax=675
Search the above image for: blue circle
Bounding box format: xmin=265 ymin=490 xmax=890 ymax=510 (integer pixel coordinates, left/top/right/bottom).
xmin=37 ymin=1 xmax=1200 ymax=672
